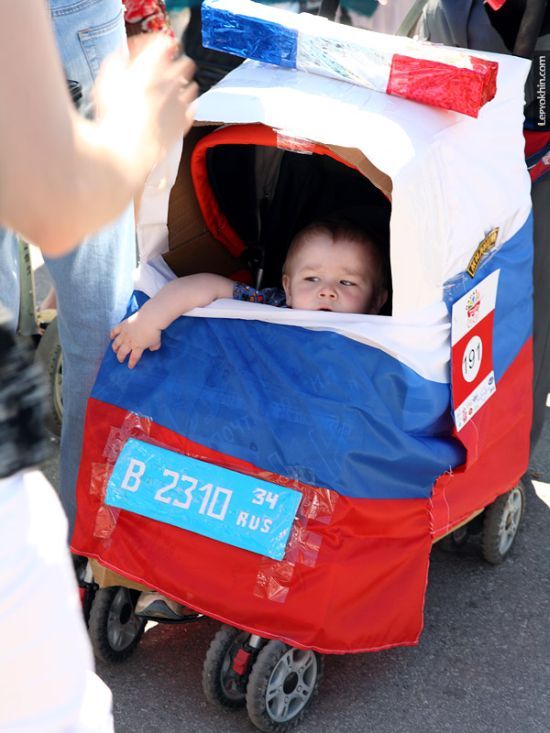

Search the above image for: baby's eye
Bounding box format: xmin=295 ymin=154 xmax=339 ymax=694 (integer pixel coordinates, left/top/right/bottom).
xmin=304 ymin=276 xmax=319 ymax=282
xmin=340 ymin=280 xmax=356 ymax=287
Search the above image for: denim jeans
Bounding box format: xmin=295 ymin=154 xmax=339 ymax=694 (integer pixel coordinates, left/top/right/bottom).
xmin=0 ymin=230 xmax=19 ymax=332
xmin=45 ymin=0 xmax=136 ymax=534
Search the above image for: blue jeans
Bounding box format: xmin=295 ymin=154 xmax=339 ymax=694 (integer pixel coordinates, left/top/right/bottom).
xmin=45 ymin=0 xmax=136 ymax=534
xmin=0 ymin=230 xmax=19 ymax=332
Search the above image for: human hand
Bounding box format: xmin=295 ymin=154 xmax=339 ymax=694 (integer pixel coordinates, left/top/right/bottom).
xmin=94 ymin=34 xmax=197 ymax=177
xmin=110 ymin=312 xmax=162 ymax=369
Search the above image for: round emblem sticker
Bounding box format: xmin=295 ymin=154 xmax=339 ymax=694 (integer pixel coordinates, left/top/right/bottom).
xmin=462 ymin=335 xmax=483 ymax=383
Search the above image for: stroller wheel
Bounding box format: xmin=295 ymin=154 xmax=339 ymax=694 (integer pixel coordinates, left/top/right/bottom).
xmin=481 ymin=484 xmax=525 ymax=565
xmin=202 ymin=625 xmax=258 ymax=709
xmin=88 ymin=587 xmax=146 ymax=663
xmin=246 ymin=641 xmax=323 ymax=732
xmin=438 ymin=524 xmax=469 ymax=552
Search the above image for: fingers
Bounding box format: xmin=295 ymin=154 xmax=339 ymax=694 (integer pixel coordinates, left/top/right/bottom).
xmin=111 ymin=327 xmax=161 ymax=367
xmin=179 ymin=81 xmax=198 ymax=104
xmin=127 ymin=33 xmax=150 ymax=60
xmin=131 ymin=33 xmax=179 ymax=77
xmin=93 ymin=50 xmax=129 ymax=118
xmin=180 ymin=87 xmax=198 ymax=136
xmin=176 ymin=56 xmax=198 ymax=135
xmin=111 ymin=331 xmax=132 ymax=364
xmin=113 ymin=340 xmax=131 ymax=365
xmin=111 ymin=332 xmax=125 ymax=351
xmin=128 ymin=347 xmax=144 ymax=370
xmin=178 ymin=55 xmax=196 ymax=85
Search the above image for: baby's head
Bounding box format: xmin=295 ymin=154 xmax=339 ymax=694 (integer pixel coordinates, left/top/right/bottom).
xmin=282 ymin=221 xmax=388 ymax=314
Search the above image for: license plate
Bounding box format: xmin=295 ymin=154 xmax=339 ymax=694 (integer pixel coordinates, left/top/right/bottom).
xmin=105 ymin=438 xmax=302 ymax=560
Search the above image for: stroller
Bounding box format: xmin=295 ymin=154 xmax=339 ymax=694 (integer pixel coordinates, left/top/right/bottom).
xmin=72 ymin=38 xmax=533 ymax=732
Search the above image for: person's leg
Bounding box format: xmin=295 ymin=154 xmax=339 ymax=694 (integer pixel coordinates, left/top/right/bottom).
xmin=0 ymin=229 xmax=20 ymax=332
xmin=530 ymin=175 xmax=550 ymax=452
xmin=45 ymin=0 xmax=136 ymax=533
xmin=0 ymin=470 xmax=113 ymax=732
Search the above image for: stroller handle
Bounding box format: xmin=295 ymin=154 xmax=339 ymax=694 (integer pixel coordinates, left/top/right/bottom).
xmin=318 ymin=0 xmax=339 ymax=20
xmin=513 ymin=0 xmax=548 ymax=58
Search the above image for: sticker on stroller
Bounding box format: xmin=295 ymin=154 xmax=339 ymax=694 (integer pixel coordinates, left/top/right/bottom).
xmin=451 ymin=270 xmax=500 ymax=431
xmin=105 ymin=438 xmax=302 ymax=560
xmin=466 ymin=227 xmax=499 ymax=277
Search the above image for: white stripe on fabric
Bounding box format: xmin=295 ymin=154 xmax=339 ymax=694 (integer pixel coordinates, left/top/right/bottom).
xmin=296 ymin=19 xmax=392 ymax=92
xmin=134 ymin=258 xmax=450 ymax=383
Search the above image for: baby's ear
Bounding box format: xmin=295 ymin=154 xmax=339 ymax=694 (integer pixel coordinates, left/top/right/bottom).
xmin=369 ymin=287 xmax=388 ymax=315
xmin=282 ymin=274 xmax=292 ymax=306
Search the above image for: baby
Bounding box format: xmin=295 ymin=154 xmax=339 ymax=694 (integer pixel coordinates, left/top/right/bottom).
xmin=112 ymin=220 xmax=388 ymax=369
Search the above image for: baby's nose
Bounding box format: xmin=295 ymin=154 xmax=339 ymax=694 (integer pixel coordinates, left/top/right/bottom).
xmin=319 ymin=287 xmax=337 ymax=299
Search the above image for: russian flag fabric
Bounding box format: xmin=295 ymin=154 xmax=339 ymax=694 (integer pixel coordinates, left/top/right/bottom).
xmin=201 ymin=0 xmax=498 ymax=117
xmin=74 ymin=307 xmax=459 ymax=652
xmin=72 ymin=218 xmax=532 ymax=653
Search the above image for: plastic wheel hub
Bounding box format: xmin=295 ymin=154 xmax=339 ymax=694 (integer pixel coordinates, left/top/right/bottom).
xmin=266 ymin=649 xmax=318 ymax=723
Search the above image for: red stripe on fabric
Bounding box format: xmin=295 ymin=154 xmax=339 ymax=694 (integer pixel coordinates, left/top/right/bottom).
xmin=387 ymin=55 xmax=498 ymax=118
xmin=528 ymin=157 xmax=550 ymax=183
xmin=524 ymin=130 xmax=550 ymax=159
xmin=73 ymin=398 xmax=432 ymax=653
xmin=190 ymin=124 xmax=364 ymax=258
xmin=432 ymin=338 xmax=532 ymax=537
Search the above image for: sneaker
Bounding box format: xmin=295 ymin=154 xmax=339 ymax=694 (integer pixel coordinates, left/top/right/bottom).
xmin=134 ymin=591 xmax=195 ymax=621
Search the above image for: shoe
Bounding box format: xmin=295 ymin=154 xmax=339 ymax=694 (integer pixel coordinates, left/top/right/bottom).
xmin=71 ymin=554 xmax=88 ymax=587
xmin=134 ymin=591 xmax=196 ymax=621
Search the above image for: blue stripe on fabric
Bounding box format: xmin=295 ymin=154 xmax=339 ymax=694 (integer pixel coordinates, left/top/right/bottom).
xmin=202 ymin=3 xmax=298 ymax=68
xmin=94 ymin=304 xmax=464 ymax=500
xmin=443 ymin=213 xmax=533 ymax=383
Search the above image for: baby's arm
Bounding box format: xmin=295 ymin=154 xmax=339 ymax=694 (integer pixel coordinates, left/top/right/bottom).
xmin=111 ymin=273 xmax=233 ymax=368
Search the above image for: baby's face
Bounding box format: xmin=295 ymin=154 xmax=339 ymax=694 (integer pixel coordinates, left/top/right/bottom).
xmin=282 ymin=233 xmax=385 ymax=314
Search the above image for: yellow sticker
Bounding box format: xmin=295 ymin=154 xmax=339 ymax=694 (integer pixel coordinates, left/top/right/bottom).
xmin=467 ymin=227 xmax=499 ymax=278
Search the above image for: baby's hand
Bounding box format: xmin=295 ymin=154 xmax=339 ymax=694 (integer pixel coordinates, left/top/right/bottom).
xmin=110 ymin=313 xmax=161 ymax=369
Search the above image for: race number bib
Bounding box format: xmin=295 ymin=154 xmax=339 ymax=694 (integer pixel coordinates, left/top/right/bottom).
xmin=451 ymin=270 xmax=499 ymax=431
xmin=106 ymin=439 xmax=302 ymax=560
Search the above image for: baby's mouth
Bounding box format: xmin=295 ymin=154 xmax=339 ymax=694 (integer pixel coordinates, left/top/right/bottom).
xmin=318 ymin=307 xmax=332 ymax=312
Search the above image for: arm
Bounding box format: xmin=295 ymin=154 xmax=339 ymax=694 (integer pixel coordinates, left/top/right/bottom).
xmin=0 ymin=1 xmax=196 ymax=256
xmin=111 ymin=273 xmax=234 ymax=368
xmin=125 ymin=0 xmax=174 ymax=37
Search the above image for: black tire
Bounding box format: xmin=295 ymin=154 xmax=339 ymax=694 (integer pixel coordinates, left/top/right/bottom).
xmin=482 ymin=484 xmax=525 ymax=565
xmin=88 ymin=587 xmax=146 ymax=663
xmin=35 ymin=317 xmax=62 ymax=436
xmin=438 ymin=524 xmax=469 ymax=552
xmin=81 ymin=583 xmax=97 ymax=628
xmin=202 ymin=625 xmax=256 ymax=709
xmin=246 ymin=641 xmax=324 ymax=733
